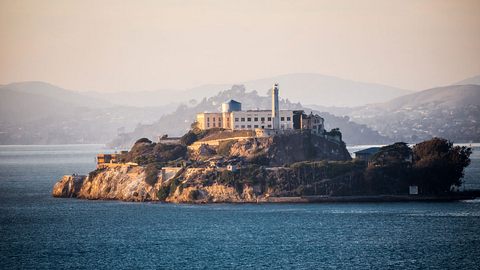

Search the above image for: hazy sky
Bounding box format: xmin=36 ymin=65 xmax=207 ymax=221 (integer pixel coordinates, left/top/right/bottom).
xmin=1 ymin=0 xmax=479 ymax=92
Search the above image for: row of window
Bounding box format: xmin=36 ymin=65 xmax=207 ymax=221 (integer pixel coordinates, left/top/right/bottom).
xmin=235 ymin=124 xmax=272 ymax=129
xmin=206 ymin=117 xmax=222 ymax=122
xmin=207 ymin=123 xmax=221 ymax=128
xmin=234 ymin=117 xmax=291 ymax=122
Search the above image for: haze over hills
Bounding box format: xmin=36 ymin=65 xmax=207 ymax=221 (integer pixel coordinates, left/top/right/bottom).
xmin=0 ymin=82 xmax=175 ymax=144
xmin=108 ymin=85 xmax=391 ymax=148
xmin=83 ymin=73 xmax=411 ymax=108
xmin=2 ymin=81 xmax=111 ymax=108
xmin=455 ymin=75 xmax=480 ymax=86
xmin=340 ymin=84 xmax=480 ymax=143
xmin=1 ymin=75 xmax=478 ymax=145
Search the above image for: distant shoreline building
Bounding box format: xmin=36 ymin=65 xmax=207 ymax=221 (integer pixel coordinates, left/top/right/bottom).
xmin=196 ymin=84 xmax=324 ymax=135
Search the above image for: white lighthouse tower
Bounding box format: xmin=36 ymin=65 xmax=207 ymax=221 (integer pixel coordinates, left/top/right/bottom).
xmin=272 ymin=83 xmax=280 ymax=130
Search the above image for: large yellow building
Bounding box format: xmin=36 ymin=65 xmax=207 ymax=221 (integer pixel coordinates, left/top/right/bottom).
xmin=196 ymin=84 xmax=324 ymax=134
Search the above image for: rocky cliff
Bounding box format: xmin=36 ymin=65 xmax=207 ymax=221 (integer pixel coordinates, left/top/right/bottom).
xmin=52 ymin=165 xmax=263 ymax=203
xmin=53 ymin=159 xmax=366 ymax=203
xmin=228 ymin=133 xmax=351 ymax=165
xmin=189 ymin=132 xmax=351 ymax=165
xmin=53 ymin=166 xmax=161 ymax=202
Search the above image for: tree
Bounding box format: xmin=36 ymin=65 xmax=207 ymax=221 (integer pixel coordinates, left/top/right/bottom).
xmin=364 ymin=142 xmax=413 ymax=194
xmin=412 ymin=138 xmax=472 ymax=194
xmin=180 ymin=130 xmax=198 ymax=146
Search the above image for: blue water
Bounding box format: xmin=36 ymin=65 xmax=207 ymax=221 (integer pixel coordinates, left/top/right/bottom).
xmin=1 ymin=145 xmax=480 ymax=269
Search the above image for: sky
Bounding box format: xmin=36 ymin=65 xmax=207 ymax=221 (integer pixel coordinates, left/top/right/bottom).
xmin=0 ymin=0 xmax=479 ymax=92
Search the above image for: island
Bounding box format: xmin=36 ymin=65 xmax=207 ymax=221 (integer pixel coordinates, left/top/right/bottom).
xmin=52 ymin=84 xmax=474 ymax=203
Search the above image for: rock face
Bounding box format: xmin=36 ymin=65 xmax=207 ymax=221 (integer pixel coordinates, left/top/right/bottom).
xmin=52 ymin=175 xmax=86 ymax=198
xmin=229 ymin=133 xmax=351 ymax=165
xmin=52 ymin=166 xmax=264 ymax=203
xmin=53 ymin=166 xmax=163 ymax=202
xmin=76 ymin=166 xmax=160 ymax=202
xmin=52 ymin=159 xmax=364 ymax=203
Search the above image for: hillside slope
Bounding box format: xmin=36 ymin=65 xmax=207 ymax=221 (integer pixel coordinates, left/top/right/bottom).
xmin=346 ymin=85 xmax=480 ymax=142
xmin=0 ymin=82 xmax=171 ymax=144
xmin=455 ymin=75 xmax=480 ymax=86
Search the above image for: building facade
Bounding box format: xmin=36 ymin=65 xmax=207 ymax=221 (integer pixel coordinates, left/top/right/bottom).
xmin=195 ymin=84 xmax=324 ymax=134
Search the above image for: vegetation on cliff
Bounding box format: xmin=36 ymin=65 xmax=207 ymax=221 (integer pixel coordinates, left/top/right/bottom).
xmin=120 ymin=138 xmax=187 ymax=165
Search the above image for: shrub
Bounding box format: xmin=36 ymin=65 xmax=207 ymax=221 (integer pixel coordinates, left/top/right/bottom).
xmin=135 ymin=138 xmax=152 ymax=144
xmin=247 ymin=153 xmax=270 ymax=166
xmin=188 ymin=189 xmax=200 ymax=201
xmin=157 ymin=185 xmax=170 ymax=201
xmin=180 ymin=131 xmax=198 ymax=146
xmin=217 ymin=140 xmax=235 ymax=156
xmin=88 ymin=168 xmax=104 ymax=179
xmin=144 ymin=163 xmax=159 ymax=186
xmin=154 ymin=143 xmax=187 ymax=162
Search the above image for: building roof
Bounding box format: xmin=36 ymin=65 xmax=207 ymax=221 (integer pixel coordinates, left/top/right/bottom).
xmin=354 ymin=147 xmax=381 ymax=155
xmin=223 ymin=99 xmax=241 ymax=104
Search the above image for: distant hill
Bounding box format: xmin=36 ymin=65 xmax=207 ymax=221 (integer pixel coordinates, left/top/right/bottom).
xmin=0 ymin=82 xmax=172 ymax=144
xmin=2 ymin=81 xmax=111 ymax=108
xmin=108 ymin=85 xmax=390 ymax=148
xmin=455 ymin=75 xmax=480 ymax=86
xmin=240 ymin=73 xmax=411 ymax=107
xmin=84 ymin=73 xmax=411 ymax=107
xmin=377 ymin=84 xmax=480 ymax=110
xmin=344 ymin=85 xmax=480 ymax=143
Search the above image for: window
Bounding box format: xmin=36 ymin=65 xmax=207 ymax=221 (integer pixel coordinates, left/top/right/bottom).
xmin=213 ymin=117 xmax=216 ymax=122
xmin=218 ymin=117 xmax=221 ymax=122
xmin=261 ymin=117 xmax=265 ymax=121
xmin=207 ymin=118 xmax=210 ymax=122
xmin=281 ymin=117 xmax=285 ymax=121
xmin=287 ymin=117 xmax=291 ymax=121
xmin=254 ymin=125 xmax=258 ymax=128
xmin=267 ymin=124 xmax=272 ymax=128
xmin=235 ymin=118 xmax=239 ymax=121
xmin=268 ymin=117 xmax=272 ymax=121
xmin=254 ymin=117 xmax=258 ymax=121
xmin=207 ymin=123 xmax=210 ymax=127
xmin=241 ymin=118 xmax=245 ymax=122
xmin=241 ymin=125 xmax=245 ymax=128
xmin=235 ymin=125 xmax=239 ymax=128
xmin=247 ymin=125 xmax=251 ymax=128
xmin=247 ymin=118 xmax=251 ymax=121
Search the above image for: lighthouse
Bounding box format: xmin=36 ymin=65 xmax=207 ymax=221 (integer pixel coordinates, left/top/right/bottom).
xmin=272 ymin=83 xmax=280 ymax=130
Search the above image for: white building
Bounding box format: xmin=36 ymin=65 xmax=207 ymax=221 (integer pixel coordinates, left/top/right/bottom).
xmin=196 ymin=84 xmax=324 ymax=134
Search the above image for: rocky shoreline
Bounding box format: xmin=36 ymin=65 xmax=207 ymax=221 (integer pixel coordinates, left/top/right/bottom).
xmin=52 ymin=131 xmax=474 ymax=204
xmin=52 ymin=169 xmax=477 ymax=204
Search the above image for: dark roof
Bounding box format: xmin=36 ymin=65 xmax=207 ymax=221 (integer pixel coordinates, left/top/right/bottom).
xmin=354 ymin=147 xmax=381 ymax=155
xmin=224 ymin=99 xmax=241 ymax=104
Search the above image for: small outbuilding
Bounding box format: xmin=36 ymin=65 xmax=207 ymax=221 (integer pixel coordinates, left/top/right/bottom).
xmin=354 ymin=147 xmax=381 ymax=161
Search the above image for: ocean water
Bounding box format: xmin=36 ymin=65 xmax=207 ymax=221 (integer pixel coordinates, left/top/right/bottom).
xmin=0 ymin=145 xmax=480 ymax=269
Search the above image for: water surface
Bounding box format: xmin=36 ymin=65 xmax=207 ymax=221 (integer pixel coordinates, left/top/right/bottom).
xmin=1 ymin=145 xmax=480 ymax=269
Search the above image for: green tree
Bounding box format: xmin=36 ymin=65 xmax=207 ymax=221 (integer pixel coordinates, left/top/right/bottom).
xmin=364 ymin=142 xmax=413 ymax=194
xmin=412 ymin=138 xmax=472 ymax=194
